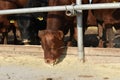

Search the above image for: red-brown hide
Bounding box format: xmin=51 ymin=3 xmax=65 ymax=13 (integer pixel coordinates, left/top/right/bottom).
xmin=91 ymin=0 xmax=120 ymax=47
xmin=38 ymin=0 xmax=89 ymax=64
xmin=0 ymin=0 xmax=28 ymax=44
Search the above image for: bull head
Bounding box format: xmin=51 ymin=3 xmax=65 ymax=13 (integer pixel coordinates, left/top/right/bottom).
xmin=38 ymin=30 xmax=65 ymax=65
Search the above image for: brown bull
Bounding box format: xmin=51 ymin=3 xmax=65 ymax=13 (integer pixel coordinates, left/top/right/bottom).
xmin=0 ymin=0 xmax=28 ymax=44
xmin=38 ymin=0 xmax=89 ymax=65
xmin=91 ymin=0 xmax=120 ymax=47
xmin=87 ymin=10 xmax=97 ymax=27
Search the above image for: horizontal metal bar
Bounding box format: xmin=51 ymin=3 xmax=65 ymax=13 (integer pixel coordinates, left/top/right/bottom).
xmin=0 ymin=3 xmax=120 ymax=15
xmin=75 ymin=2 xmax=120 ymax=10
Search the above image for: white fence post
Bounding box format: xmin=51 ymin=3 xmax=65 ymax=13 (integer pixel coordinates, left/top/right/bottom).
xmin=76 ymin=0 xmax=84 ymax=62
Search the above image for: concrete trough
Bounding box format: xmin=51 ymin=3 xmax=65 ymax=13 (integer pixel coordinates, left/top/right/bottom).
xmin=0 ymin=45 xmax=120 ymax=80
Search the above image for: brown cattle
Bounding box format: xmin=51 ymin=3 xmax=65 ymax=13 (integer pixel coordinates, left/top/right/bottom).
xmin=91 ymin=0 xmax=120 ymax=47
xmin=38 ymin=0 xmax=89 ymax=64
xmin=38 ymin=30 xmax=65 ymax=64
xmin=87 ymin=10 xmax=97 ymax=27
xmin=0 ymin=0 xmax=17 ymax=44
xmin=16 ymin=0 xmax=48 ymax=44
xmin=0 ymin=0 xmax=28 ymax=44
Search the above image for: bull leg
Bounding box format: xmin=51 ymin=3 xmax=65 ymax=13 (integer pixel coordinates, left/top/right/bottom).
xmin=12 ymin=25 xmax=18 ymax=44
xmin=113 ymin=24 xmax=120 ymax=47
xmin=67 ymin=25 xmax=77 ymax=47
xmin=106 ymin=24 xmax=114 ymax=47
xmin=2 ymin=32 xmax=8 ymax=44
xmin=64 ymin=22 xmax=77 ymax=46
xmin=98 ymin=24 xmax=104 ymax=47
xmin=66 ymin=26 xmax=74 ymax=46
xmin=72 ymin=26 xmax=78 ymax=46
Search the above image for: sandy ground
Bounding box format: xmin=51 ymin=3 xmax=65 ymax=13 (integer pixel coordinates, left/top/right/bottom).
xmin=0 ymin=54 xmax=120 ymax=80
xmin=0 ymin=45 xmax=119 ymax=80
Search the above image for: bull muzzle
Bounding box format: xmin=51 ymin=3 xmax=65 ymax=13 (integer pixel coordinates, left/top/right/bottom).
xmin=45 ymin=58 xmax=59 ymax=66
xmin=22 ymin=39 xmax=30 ymax=45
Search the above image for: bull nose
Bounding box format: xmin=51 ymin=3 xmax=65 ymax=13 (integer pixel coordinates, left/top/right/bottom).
xmin=45 ymin=59 xmax=53 ymax=64
xmin=22 ymin=39 xmax=30 ymax=45
xmin=45 ymin=59 xmax=59 ymax=65
xmin=22 ymin=39 xmax=30 ymax=43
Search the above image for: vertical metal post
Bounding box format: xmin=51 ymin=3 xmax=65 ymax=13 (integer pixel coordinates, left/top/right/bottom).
xmin=76 ymin=0 xmax=84 ymax=62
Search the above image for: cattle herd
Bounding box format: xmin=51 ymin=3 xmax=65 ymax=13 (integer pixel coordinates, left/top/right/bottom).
xmin=0 ymin=0 xmax=120 ymax=65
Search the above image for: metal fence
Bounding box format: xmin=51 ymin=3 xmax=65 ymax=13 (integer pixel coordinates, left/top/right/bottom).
xmin=0 ymin=0 xmax=120 ymax=61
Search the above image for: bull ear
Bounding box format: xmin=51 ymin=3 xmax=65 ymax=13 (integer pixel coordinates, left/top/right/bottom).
xmin=58 ymin=30 xmax=64 ymax=40
xmin=38 ymin=30 xmax=45 ymax=38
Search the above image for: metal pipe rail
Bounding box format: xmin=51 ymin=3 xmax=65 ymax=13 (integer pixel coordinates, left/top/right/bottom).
xmin=0 ymin=3 xmax=120 ymax=15
xmin=76 ymin=0 xmax=84 ymax=61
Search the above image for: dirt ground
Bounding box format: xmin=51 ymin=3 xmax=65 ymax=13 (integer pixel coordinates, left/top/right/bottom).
xmin=0 ymin=45 xmax=119 ymax=80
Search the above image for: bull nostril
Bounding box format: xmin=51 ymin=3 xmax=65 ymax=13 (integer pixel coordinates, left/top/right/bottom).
xmin=45 ymin=59 xmax=50 ymax=63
